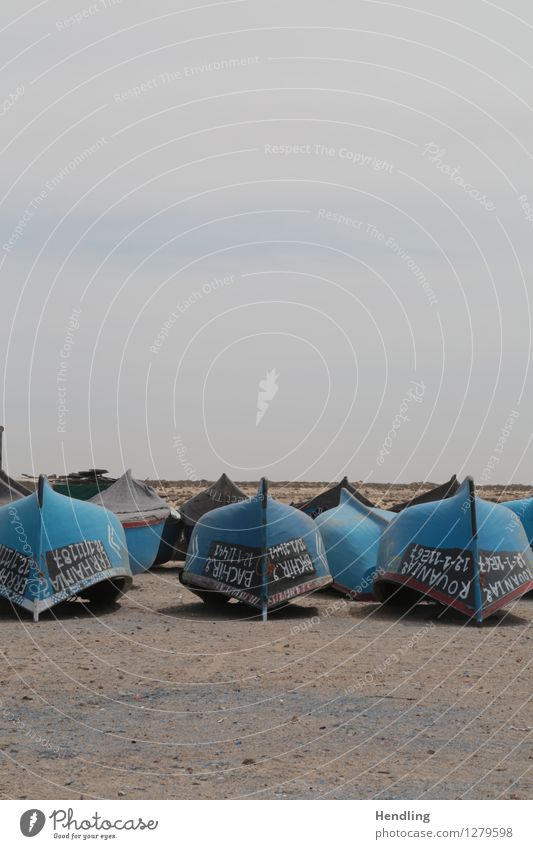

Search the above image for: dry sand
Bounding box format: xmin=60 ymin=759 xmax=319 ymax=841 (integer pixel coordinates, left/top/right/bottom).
xmin=0 ymin=482 xmax=531 ymax=800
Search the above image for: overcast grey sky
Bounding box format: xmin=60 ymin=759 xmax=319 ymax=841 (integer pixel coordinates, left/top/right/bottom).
xmin=1 ymin=0 xmax=533 ymax=483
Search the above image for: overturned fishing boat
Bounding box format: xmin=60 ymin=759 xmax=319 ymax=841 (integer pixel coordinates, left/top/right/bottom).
xmin=501 ymin=495 xmax=533 ymax=548
xmin=179 ymin=473 xmax=247 ymax=546
xmin=0 ymin=470 xmax=32 ymax=507
xmin=374 ymin=478 xmax=533 ymax=623
xmin=0 ymin=476 xmax=132 ymax=620
xmin=390 ymin=474 xmax=459 ymax=512
xmin=180 ymin=479 xmax=331 ymax=617
xmin=89 ymin=470 xmax=173 ymax=573
xmin=292 ymin=476 xmax=375 ymax=518
xmin=314 ymin=489 xmax=394 ymax=599
xmin=51 ymin=468 xmax=117 ymax=500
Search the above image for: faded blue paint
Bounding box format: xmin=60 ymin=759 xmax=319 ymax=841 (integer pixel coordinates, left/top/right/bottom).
xmin=181 ymin=480 xmax=332 ymax=611
xmin=314 ymin=489 xmax=394 ymax=598
xmin=123 ymin=520 xmax=168 ymax=574
xmin=376 ymin=478 xmax=533 ymax=621
xmin=0 ymin=477 xmax=132 ymax=619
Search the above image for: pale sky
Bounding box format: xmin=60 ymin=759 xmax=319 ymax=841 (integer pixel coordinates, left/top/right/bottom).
xmin=1 ymin=0 xmax=532 ymax=483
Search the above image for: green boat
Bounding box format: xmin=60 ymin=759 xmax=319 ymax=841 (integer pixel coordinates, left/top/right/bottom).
xmin=51 ymin=469 xmax=117 ymax=501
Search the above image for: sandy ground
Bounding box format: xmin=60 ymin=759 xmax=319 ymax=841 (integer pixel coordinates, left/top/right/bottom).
xmin=0 ymin=482 xmax=531 ymax=801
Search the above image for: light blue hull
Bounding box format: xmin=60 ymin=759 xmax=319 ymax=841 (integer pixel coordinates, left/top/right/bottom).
xmin=123 ymin=519 xmax=167 ymax=574
xmin=88 ymin=470 xmax=172 ymax=574
xmin=315 ymin=489 xmax=394 ymax=598
xmin=181 ymin=480 xmax=332 ymax=610
xmin=375 ymin=478 xmax=533 ymax=622
xmin=0 ymin=477 xmax=132 ymax=619
xmin=501 ymin=497 xmax=533 ymax=548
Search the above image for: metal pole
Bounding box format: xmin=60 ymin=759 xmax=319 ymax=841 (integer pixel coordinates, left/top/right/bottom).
xmin=38 ymin=474 xmax=46 ymax=508
xmin=469 ymin=478 xmax=483 ymax=626
xmin=0 ymin=425 xmax=4 ymax=472
xmin=34 ymin=475 xmax=46 ymax=624
xmin=260 ymin=477 xmax=268 ymax=622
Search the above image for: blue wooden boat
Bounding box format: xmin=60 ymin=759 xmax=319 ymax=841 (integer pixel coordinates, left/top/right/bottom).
xmin=375 ymin=477 xmax=533 ymax=623
xmin=90 ymin=470 xmax=171 ymax=574
xmin=180 ymin=479 xmax=331 ymax=618
xmin=501 ymin=498 xmax=533 ymax=595
xmin=314 ymin=489 xmax=394 ymax=599
xmin=0 ymin=476 xmax=132 ymax=620
xmin=501 ymin=496 xmax=533 ymax=548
